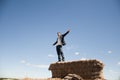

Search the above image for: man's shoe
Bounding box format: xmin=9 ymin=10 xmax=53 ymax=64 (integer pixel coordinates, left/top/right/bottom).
xmin=62 ymin=59 xmax=65 ymax=61
xmin=57 ymin=60 xmax=61 ymax=62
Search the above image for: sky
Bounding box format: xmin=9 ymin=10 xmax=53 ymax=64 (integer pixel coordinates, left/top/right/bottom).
xmin=0 ymin=0 xmax=120 ymax=80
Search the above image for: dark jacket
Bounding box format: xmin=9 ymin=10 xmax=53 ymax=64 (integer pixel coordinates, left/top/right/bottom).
xmin=53 ymin=31 xmax=70 ymax=46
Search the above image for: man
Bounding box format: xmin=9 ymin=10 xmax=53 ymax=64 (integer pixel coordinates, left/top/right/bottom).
xmin=53 ymin=29 xmax=70 ymax=62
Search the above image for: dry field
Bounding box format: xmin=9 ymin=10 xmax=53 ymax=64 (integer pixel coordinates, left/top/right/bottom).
xmin=0 ymin=78 xmax=61 ymax=80
xmin=21 ymin=78 xmax=61 ymax=80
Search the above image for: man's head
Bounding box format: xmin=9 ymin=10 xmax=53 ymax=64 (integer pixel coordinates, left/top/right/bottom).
xmin=57 ymin=32 xmax=61 ymax=36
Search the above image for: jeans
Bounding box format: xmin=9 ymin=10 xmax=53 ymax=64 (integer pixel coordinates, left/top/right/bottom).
xmin=56 ymin=45 xmax=65 ymax=61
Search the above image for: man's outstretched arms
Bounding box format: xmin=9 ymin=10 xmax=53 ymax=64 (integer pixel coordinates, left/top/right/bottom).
xmin=62 ymin=29 xmax=70 ymax=37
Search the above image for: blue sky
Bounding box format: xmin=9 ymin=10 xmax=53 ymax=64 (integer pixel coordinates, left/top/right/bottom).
xmin=0 ymin=0 xmax=120 ymax=80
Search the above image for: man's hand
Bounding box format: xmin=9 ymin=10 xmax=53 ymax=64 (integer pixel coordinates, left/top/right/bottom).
xmin=68 ymin=29 xmax=70 ymax=32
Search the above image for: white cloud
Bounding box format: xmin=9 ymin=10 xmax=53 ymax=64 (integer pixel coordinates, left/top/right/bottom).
xmin=118 ymin=62 xmax=120 ymax=65
xmin=108 ymin=69 xmax=120 ymax=74
xmin=75 ymin=52 xmax=80 ymax=55
xmin=48 ymin=54 xmax=55 ymax=58
xmin=20 ymin=60 xmax=26 ymax=64
xmin=80 ymin=57 xmax=87 ymax=60
xmin=20 ymin=60 xmax=49 ymax=68
xmin=26 ymin=63 xmax=31 ymax=66
xmin=108 ymin=50 xmax=112 ymax=54
xmin=31 ymin=64 xmax=49 ymax=68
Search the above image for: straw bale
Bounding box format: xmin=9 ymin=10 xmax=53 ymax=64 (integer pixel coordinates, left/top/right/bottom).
xmin=49 ymin=59 xmax=104 ymax=80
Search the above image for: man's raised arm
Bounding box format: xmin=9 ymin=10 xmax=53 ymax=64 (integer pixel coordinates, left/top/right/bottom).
xmin=62 ymin=29 xmax=70 ymax=37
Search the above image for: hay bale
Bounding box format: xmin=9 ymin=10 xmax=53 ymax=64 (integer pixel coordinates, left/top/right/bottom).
xmin=49 ymin=59 xmax=104 ymax=80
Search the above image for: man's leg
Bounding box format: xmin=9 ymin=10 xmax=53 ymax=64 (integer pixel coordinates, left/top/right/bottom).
xmin=56 ymin=45 xmax=61 ymax=61
xmin=59 ymin=45 xmax=65 ymax=61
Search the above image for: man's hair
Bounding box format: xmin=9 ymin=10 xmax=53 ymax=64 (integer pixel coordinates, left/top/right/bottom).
xmin=57 ymin=32 xmax=60 ymax=34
